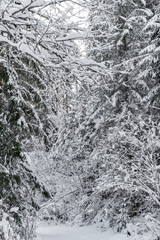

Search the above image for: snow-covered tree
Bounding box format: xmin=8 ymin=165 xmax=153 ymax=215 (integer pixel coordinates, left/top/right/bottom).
xmin=0 ymin=0 xmax=86 ymax=239
xmin=79 ymin=0 xmax=160 ymax=234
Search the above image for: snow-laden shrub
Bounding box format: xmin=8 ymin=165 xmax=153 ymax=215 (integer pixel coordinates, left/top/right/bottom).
xmin=0 ymin=201 xmax=36 ymax=240
xmin=0 ymin=211 xmax=15 ymax=240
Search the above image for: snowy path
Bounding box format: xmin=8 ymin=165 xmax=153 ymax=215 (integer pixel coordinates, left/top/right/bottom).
xmin=35 ymin=222 xmax=133 ymax=240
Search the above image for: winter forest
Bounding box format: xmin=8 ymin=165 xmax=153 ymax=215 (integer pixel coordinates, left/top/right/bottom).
xmin=0 ymin=0 xmax=160 ymax=239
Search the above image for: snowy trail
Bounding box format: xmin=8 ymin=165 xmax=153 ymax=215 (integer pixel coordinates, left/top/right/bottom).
xmin=35 ymin=222 xmax=132 ymax=240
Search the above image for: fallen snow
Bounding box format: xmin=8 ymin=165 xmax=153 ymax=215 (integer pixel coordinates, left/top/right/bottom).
xmin=35 ymin=221 xmax=151 ymax=240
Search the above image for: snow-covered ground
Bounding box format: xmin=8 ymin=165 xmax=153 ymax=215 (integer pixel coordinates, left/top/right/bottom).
xmin=35 ymin=221 xmax=152 ymax=240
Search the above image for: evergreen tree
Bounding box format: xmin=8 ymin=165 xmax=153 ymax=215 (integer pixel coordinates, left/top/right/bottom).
xmin=0 ymin=0 xmax=81 ymax=238
xmin=82 ymin=0 xmax=160 ymax=233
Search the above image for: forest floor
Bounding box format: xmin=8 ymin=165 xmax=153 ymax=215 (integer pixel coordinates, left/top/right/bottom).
xmin=35 ymin=221 xmax=151 ymax=240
